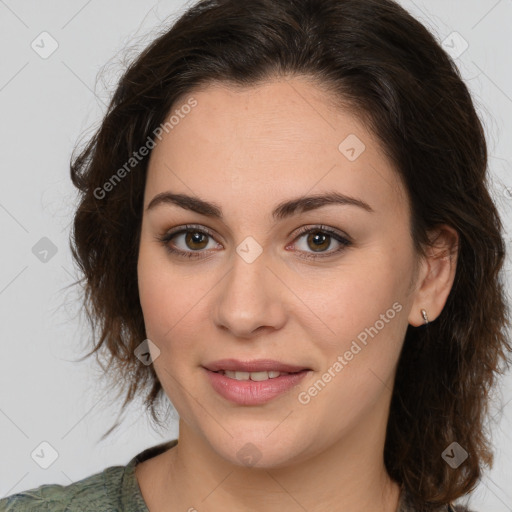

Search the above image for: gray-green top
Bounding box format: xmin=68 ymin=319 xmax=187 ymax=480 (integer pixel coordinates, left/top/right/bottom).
xmin=0 ymin=438 xmax=471 ymax=511
xmin=0 ymin=439 xmax=177 ymax=512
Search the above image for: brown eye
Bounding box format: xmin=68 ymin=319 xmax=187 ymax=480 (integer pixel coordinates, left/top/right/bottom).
xmin=306 ymin=231 xmax=331 ymax=252
xmin=184 ymin=231 xmax=210 ymax=250
xmin=158 ymin=224 xmax=221 ymax=259
xmin=291 ymin=225 xmax=352 ymax=260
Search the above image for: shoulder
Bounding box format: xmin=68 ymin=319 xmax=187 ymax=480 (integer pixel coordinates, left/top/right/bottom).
xmin=0 ymin=465 xmax=125 ymax=511
xmin=0 ymin=440 xmax=177 ymax=512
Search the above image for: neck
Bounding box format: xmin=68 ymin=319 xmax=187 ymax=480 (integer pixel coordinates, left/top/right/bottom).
xmin=159 ymin=415 xmax=401 ymax=512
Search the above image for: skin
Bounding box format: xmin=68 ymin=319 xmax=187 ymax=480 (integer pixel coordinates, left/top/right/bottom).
xmin=135 ymin=77 xmax=459 ymax=512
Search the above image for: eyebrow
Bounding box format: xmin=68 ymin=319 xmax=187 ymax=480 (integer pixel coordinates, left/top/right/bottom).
xmin=146 ymin=190 xmax=374 ymax=220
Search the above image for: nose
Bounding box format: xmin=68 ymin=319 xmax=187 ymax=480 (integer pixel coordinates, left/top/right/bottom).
xmin=212 ymin=248 xmax=287 ymax=339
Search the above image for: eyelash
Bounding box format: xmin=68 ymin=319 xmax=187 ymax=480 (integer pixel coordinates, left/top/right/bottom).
xmin=156 ymin=224 xmax=352 ymax=260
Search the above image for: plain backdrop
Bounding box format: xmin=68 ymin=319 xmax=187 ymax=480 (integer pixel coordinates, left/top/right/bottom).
xmin=0 ymin=0 xmax=511 ymax=510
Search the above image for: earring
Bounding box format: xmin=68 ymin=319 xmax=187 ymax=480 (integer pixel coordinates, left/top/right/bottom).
xmin=421 ymin=309 xmax=429 ymax=326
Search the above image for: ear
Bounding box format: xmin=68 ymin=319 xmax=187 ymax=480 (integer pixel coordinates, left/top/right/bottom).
xmin=408 ymin=224 xmax=459 ymax=327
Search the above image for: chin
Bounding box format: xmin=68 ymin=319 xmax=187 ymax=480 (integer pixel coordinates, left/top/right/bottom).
xmin=205 ymin=426 xmax=308 ymax=469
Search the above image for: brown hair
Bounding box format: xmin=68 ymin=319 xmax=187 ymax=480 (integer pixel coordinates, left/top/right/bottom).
xmin=69 ymin=0 xmax=511 ymax=508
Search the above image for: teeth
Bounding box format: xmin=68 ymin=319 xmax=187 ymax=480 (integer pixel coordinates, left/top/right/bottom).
xmin=221 ymin=370 xmax=290 ymax=381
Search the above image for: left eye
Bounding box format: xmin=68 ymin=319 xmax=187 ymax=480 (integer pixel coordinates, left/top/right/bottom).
xmin=288 ymin=226 xmax=352 ymax=259
xmin=292 ymin=228 xmax=348 ymax=255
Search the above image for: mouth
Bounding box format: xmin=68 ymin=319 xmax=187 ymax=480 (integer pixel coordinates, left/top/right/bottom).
xmin=202 ymin=360 xmax=311 ymax=405
xmin=203 ymin=358 xmax=311 ymax=377
xmin=210 ymin=369 xmax=305 ymax=381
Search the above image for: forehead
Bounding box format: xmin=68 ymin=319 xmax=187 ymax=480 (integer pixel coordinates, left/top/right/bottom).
xmin=145 ymin=78 xmax=407 ymax=219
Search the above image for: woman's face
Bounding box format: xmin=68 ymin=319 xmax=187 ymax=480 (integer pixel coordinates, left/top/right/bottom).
xmin=137 ymin=77 xmax=422 ymax=468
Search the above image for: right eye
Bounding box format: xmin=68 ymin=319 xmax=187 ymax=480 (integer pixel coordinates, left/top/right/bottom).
xmin=156 ymin=224 xmax=222 ymax=259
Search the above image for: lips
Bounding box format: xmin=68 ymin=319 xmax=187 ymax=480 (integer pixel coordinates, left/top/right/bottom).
xmin=204 ymin=367 xmax=310 ymax=405
xmin=202 ymin=358 xmax=310 ymax=373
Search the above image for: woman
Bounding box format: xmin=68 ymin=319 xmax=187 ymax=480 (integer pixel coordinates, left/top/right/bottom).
xmin=1 ymin=0 xmax=510 ymax=510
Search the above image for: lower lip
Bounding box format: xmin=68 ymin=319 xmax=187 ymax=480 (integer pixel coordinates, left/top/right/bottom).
xmin=204 ymin=368 xmax=309 ymax=405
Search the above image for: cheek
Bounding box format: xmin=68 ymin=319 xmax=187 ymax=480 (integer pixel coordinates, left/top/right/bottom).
xmin=137 ymin=240 xmax=182 ymax=343
xmin=298 ymin=276 xmax=407 ymax=426
xmin=137 ymin=242 xmax=212 ymax=356
xmin=304 ymin=254 xmax=407 ymax=347
xmin=301 ymin=248 xmax=411 ymax=402
xmin=137 ymin=249 xmax=167 ymax=331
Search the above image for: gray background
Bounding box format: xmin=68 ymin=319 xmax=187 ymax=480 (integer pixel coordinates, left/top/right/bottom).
xmin=0 ymin=0 xmax=511 ymax=509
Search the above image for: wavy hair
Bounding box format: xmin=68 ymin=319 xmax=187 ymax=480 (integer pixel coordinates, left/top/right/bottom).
xmin=69 ymin=0 xmax=511 ymax=508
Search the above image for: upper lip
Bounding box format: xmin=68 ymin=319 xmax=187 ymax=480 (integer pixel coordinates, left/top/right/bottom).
xmin=203 ymin=359 xmax=310 ymax=373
